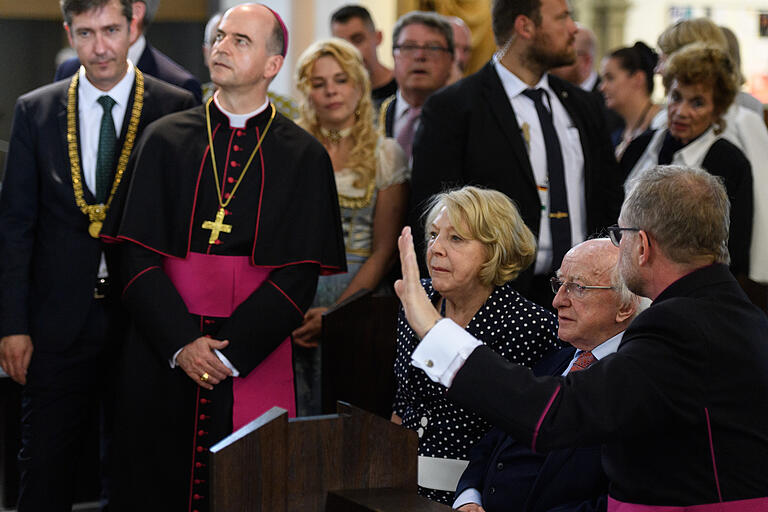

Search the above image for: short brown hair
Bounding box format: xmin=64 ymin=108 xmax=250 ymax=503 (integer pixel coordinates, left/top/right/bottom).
xmin=663 ymin=43 xmax=738 ymax=119
xmin=424 ymin=186 xmax=536 ymax=286
xmin=60 ymin=0 xmax=132 ymax=26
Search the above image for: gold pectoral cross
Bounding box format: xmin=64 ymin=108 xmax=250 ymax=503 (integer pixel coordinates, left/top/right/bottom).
xmin=202 ymin=207 xmax=232 ymax=244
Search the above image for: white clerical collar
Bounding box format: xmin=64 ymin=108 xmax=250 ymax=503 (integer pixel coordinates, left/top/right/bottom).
xmin=493 ymin=60 xmax=554 ymax=107
xmin=128 ymin=34 xmax=146 ymax=65
xmin=78 ymin=60 xmax=135 ymax=109
xmin=212 ymin=91 xmax=269 ymax=128
xmin=581 ymin=70 xmax=598 ymax=92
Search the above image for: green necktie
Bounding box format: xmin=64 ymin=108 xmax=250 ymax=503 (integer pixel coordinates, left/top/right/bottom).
xmin=95 ymin=95 xmax=117 ymax=204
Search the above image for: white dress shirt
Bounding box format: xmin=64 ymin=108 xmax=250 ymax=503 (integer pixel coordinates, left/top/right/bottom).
xmin=451 ymin=331 xmax=624 ymax=510
xmin=77 ymin=62 xmax=135 ymax=278
xmin=127 ymin=34 xmax=146 ymax=66
xmin=77 ymin=63 xmax=135 ymax=196
xmin=493 ymin=59 xmax=586 ymax=274
xmin=580 ymin=70 xmax=599 ymax=92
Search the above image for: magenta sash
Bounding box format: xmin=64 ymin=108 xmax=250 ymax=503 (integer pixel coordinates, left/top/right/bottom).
xmin=608 ymin=497 xmax=768 ymax=512
xmin=163 ymin=252 xmax=296 ymax=430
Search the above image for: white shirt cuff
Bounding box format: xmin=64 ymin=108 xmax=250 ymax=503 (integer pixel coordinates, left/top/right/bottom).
xmin=453 ymin=488 xmax=483 ymax=509
xmin=169 ymin=347 xmax=240 ymax=377
xmin=411 ymin=319 xmax=482 ymax=387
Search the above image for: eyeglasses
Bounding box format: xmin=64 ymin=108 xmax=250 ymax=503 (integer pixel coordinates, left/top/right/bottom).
xmin=550 ymin=277 xmax=613 ymax=299
xmin=607 ymin=225 xmax=642 ymax=248
xmin=393 ymin=44 xmax=452 ymax=58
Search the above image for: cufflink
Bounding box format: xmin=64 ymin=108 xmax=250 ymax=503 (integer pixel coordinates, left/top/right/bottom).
xmin=425 ymin=360 xmax=434 ymax=368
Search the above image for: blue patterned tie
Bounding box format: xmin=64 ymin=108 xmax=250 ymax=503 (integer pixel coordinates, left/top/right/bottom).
xmin=522 ymin=88 xmax=571 ymax=271
xmin=96 ymin=95 xmax=117 ymax=204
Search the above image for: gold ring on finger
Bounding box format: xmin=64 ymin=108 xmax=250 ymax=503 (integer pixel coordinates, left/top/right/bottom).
xmin=200 ymin=372 xmax=210 ymax=382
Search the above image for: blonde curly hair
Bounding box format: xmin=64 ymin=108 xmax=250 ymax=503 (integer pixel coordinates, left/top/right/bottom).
xmin=295 ymin=38 xmax=378 ymax=189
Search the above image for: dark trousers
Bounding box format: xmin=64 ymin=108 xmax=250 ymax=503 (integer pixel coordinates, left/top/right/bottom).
xmin=17 ymin=297 xmax=117 ymax=512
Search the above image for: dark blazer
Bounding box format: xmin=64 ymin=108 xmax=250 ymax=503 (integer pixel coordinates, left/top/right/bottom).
xmin=381 ymin=95 xmax=397 ymax=137
xmin=55 ymin=43 xmax=202 ymax=103
xmin=447 ymin=264 xmax=768 ymax=506
xmin=0 ymin=74 xmax=196 ymax=352
xmin=456 ymin=347 xmax=607 ymax=512
xmin=410 ymin=62 xmax=624 ymax=288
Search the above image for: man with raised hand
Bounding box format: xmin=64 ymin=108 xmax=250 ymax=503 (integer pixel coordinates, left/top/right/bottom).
xmin=397 ymin=165 xmax=768 ymax=508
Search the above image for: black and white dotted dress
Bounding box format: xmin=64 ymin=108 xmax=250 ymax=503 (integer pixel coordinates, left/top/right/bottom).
xmin=392 ymin=279 xmax=561 ymax=504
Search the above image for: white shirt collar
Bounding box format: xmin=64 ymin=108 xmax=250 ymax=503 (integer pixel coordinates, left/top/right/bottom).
xmin=212 ymin=90 xmax=269 ymax=128
xmin=395 ymin=89 xmax=415 ymax=122
xmin=674 ymin=127 xmax=718 ymax=168
xmin=493 ymin=60 xmax=554 ymax=106
xmin=78 ymin=60 xmax=135 ymax=109
xmin=581 ymin=70 xmax=598 ymax=92
xmin=128 ymin=34 xmax=146 ymax=65
xmin=588 ymin=330 xmax=624 ymax=360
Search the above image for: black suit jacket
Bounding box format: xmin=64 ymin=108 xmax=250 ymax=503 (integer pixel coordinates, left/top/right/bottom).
xmin=55 ymin=43 xmax=202 ymax=103
xmin=0 ymin=74 xmax=196 ymax=352
xmin=410 ymin=62 xmax=624 ymax=288
xmin=456 ymin=347 xmax=607 ymax=512
xmin=448 ymin=264 xmax=768 ymax=506
xmin=381 ymin=95 xmax=397 ymax=137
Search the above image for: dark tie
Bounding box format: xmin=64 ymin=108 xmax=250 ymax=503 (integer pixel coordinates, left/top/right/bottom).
xmin=567 ymin=350 xmax=596 ymax=374
xmin=522 ymin=88 xmax=571 ymax=271
xmin=396 ymin=106 xmax=421 ymax=160
xmin=96 ymin=95 xmax=117 ymax=204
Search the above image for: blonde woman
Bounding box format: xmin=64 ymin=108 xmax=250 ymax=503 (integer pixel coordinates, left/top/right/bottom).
xmin=392 ymin=186 xmax=560 ymax=504
xmin=292 ymin=38 xmax=409 ymax=413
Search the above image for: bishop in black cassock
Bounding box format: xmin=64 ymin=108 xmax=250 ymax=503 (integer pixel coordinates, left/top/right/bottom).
xmin=103 ymin=4 xmax=345 ymax=511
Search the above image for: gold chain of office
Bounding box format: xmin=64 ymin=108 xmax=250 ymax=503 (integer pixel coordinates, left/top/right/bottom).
xmin=66 ymin=66 xmax=144 ymax=238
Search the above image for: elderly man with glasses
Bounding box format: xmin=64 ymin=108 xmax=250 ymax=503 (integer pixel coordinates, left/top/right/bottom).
xmin=454 ymin=237 xmax=642 ymax=512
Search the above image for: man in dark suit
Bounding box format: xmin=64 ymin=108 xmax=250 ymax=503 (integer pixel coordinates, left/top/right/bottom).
xmin=454 ymin=238 xmax=640 ymax=512
xmin=378 ymin=11 xmax=453 ymax=160
xmin=0 ymin=0 xmax=195 ymax=509
xmin=396 ymin=164 xmax=768 ymax=508
xmin=410 ymin=0 xmax=624 ymax=307
xmin=55 ymin=0 xmax=203 ymax=103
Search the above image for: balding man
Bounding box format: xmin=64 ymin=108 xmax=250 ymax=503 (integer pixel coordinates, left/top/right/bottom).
xmin=550 ymin=25 xmax=598 ymax=92
xmin=551 ymin=25 xmax=624 ymax=136
xmin=397 ymin=165 xmax=768 ymax=508
xmin=107 ymin=4 xmax=345 ymax=510
xmin=447 ymin=16 xmax=472 ymax=85
xmin=455 ymin=238 xmax=640 ymax=512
